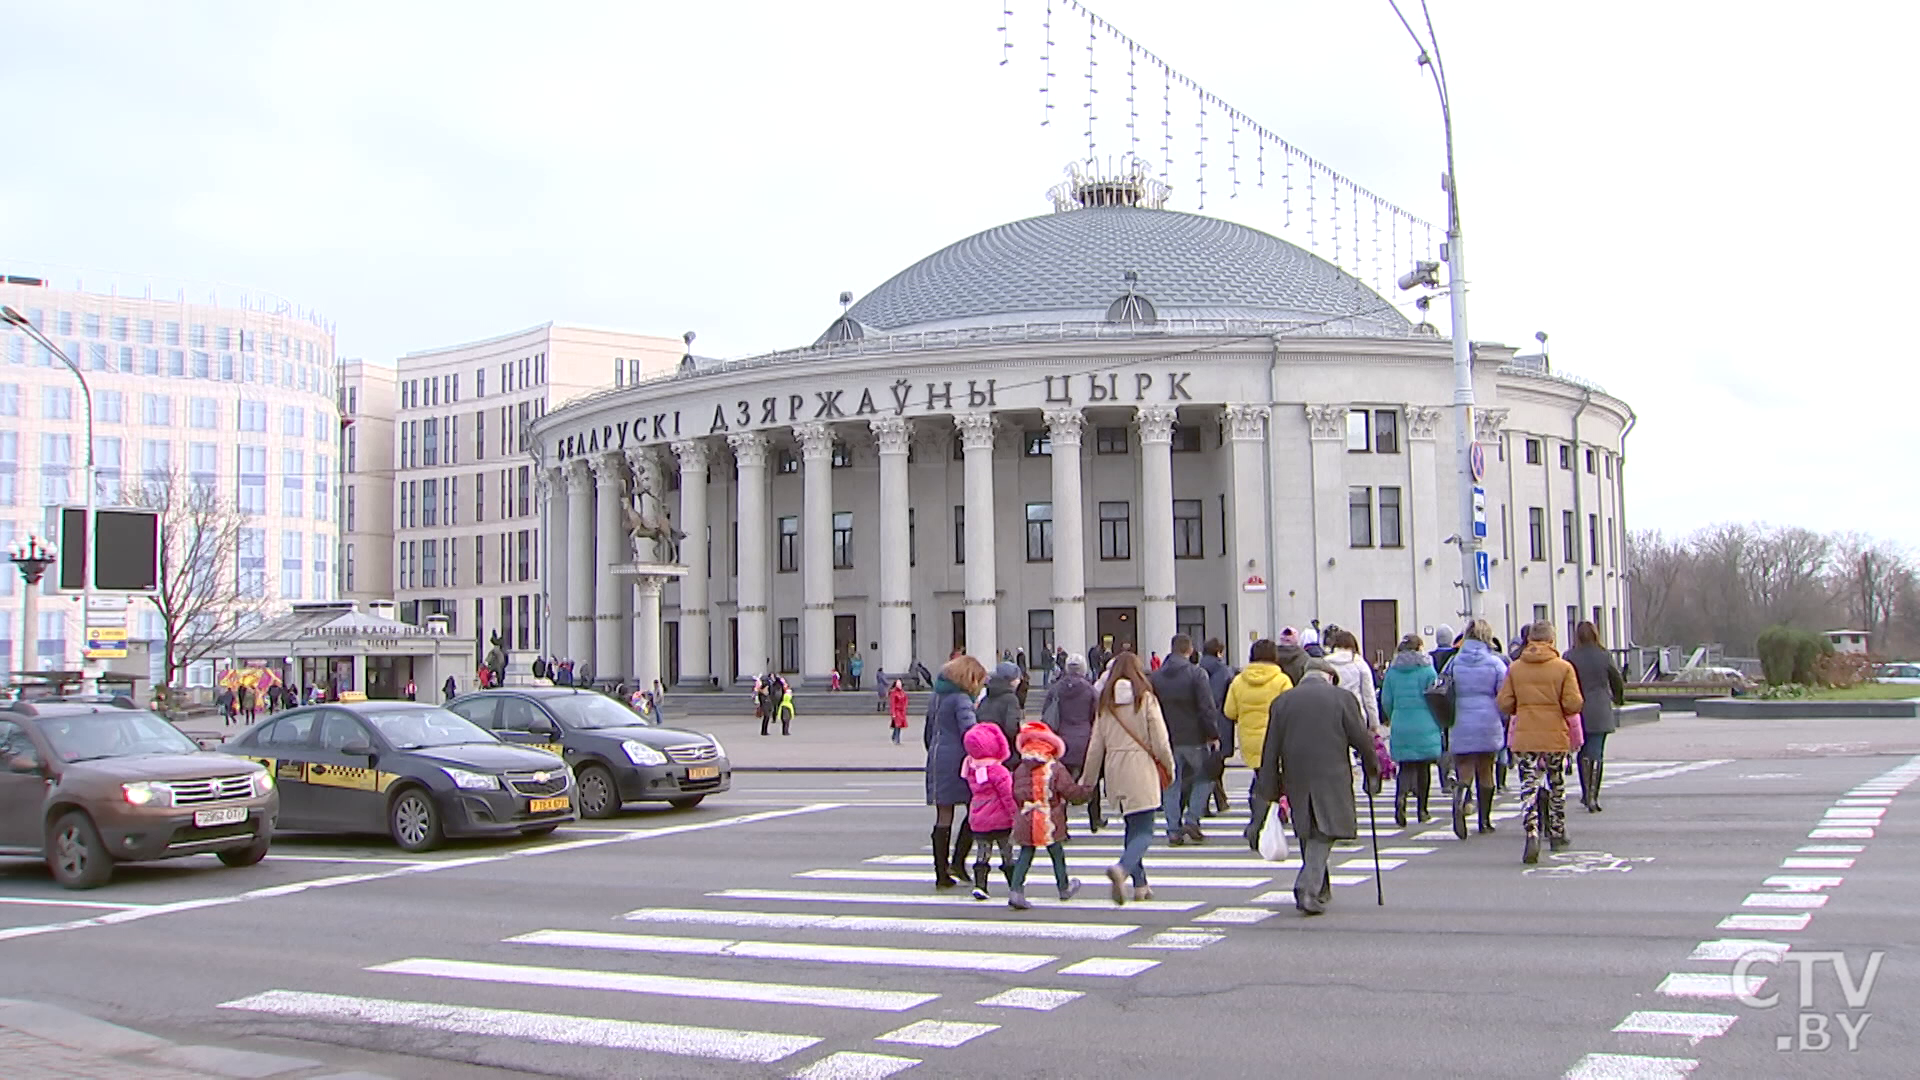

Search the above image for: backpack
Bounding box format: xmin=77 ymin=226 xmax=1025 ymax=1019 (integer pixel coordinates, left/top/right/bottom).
xmin=1425 ymin=656 xmax=1458 ymax=729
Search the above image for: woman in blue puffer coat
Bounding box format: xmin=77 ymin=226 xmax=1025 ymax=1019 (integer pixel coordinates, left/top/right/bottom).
xmin=1381 ymin=635 xmax=1442 ymax=827
xmin=1445 ymin=619 xmax=1510 ymax=840
xmin=925 ymin=654 xmax=990 ymax=889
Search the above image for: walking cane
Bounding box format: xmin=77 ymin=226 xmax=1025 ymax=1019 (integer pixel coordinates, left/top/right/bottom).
xmin=1366 ymin=782 xmax=1384 ymax=906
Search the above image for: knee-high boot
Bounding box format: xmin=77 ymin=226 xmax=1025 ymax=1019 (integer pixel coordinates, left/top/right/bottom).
xmin=952 ymin=820 xmax=974 ymax=871
xmin=1591 ymin=760 xmax=1605 ymax=812
xmin=1476 ymin=784 xmax=1496 ymax=834
xmin=932 ymin=827 xmax=955 ymax=888
xmin=1415 ymin=763 xmax=1432 ymax=822
xmin=1393 ymin=771 xmax=1410 ymax=828
xmin=1578 ymin=756 xmax=1595 ymax=811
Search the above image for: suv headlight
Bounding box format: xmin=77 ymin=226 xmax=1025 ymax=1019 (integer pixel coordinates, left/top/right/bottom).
xmin=251 ymin=770 xmax=275 ymax=797
xmin=622 ymin=740 xmax=667 ymax=766
xmin=123 ymin=781 xmax=173 ymax=807
xmin=442 ymin=767 xmax=501 ymax=790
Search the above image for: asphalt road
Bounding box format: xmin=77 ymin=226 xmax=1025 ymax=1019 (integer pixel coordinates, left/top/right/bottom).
xmin=0 ymin=712 xmax=1915 ymax=1080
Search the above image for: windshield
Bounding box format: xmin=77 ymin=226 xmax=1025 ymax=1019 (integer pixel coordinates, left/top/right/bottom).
xmin=41 ymin=711 xmax=200 ymax=763
xmin=362 ymin=707 xmax=498 ymax=749
xmin=544 ymin=692 xmax=652 ymax=730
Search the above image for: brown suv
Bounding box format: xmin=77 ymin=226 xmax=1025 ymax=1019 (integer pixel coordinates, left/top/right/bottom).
xmin=0 ymin=699 xmax=277 ymax=888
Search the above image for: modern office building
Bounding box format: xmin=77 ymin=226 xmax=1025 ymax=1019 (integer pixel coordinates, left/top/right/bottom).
xmin=338 ymin=359 xmax=396 ymax=607
xmin=528 ymin=170 xmax=1636 ymax=692
xmin=0 ymin=274 xmax=341 ymax=686
xmin=390 ymin=323 xmax=683 ymax=684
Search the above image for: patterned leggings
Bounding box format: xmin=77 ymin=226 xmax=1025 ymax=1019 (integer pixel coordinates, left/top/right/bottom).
xmin=1517 ymin=752 xmax=1569 ymax=839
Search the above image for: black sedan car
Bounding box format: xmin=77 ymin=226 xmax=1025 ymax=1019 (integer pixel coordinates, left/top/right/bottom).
xmin=218 ymin=701 xmax=575 ymax=851
xmin=446 ymin=688 xmax=730 ymax=818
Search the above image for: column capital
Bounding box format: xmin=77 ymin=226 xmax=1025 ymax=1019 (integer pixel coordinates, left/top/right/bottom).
xmin=793 ymin=421 xmax=835 ymax=460
xmin=670 ymin=438 xmax=711 ymax=470
xmin=564 ymin=459 xmax=595 ymax=494
xmin=1221 ymin=404 xmax=1271 ymax=441
xmin=624 ymin=445 xmax=663 ymax=474
xmin=955 ymin=412 xmax=997 ymax=452
xmin=1404 ymin=405 xmax=1443 ymax=441
xmin=727 ymin=431 xmax=770 ymax=469
xmin=1473 ymin=407 xmax=1510 ymax=443
xmin=1305 ymin=404 xmax=1349 ymax=440
xmin=589 ymin=452 xmax=626 ymax=486
xmin=635 ymin=577 xmax=667 ymax=599
xmin=1134 ymin=404 xmax=1178 ymax=445
xmin=1043 ymin=407 xmax=1086 ymax=446
xmin=868 ymin=416 xmax=913 ymax=455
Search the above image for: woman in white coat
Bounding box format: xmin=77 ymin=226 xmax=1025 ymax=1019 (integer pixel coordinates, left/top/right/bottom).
xmin=1323 ymin=628 xmax=1380 ymax=730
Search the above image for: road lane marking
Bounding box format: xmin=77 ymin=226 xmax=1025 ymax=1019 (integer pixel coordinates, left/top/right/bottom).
xmin=1761 ymin=875 xmax=1843 ymax=892
xmin=1192 ymin=907 xmax=1276 ymax=924
xmin=509 ymin=928 xmax=1055 ymax=973
xmin=264 ymin=855 xmax=429 ymax=865
xmin=1780 ymin=857 xmax=1854 ymax=869
xmin=712 ymin=889 xmax=1201 ymax=912
xmin=0 ymin=896 xmax=148 ymax=911
xmin=0 ymin=804 xmax=844 ymax=945
xmin=1129 ymin=930 xmax=1223 ymax=950
xmin=1718 ymin=913 xmax=1811 ymax=932
xmin=794 ymin=869 xmax=1271 ymax=888
xmin=976 ymin=988 xmax=1083 ymax=1011
xmin=621 ymin=907 xmax=1137 ymax=941
xmin=788 ymin=1050 xmax=920 ymax=1079
xmin=216 ymin=989 xmax=820 ymax=1062
xmin=1807 ymin=827 xmax=1874 ymax=839
xmin=1657 ymin=973 xmax=1766 ymax=999
xmin=1611 ymin=1011 xmax=1737 ymax=1045
xmin=1797 ymin=844 xmax=1864 ymax=853
xmin=1688 ymin=939 xmax=1787 ymax=962
xmin=1380 ymin=846 xmax=1437 ymax=855
xmin=1336 ymin=858 xmax=1407 ymax=871
xmin=1835 ymin=798 xmax=1892 ymax=806
xmin=368 ymin=957 xmax=937 ymax=1012
xmin=1741 ymin=893 xmax=1828 ymax=909
xmin=1820 ymin=807 xmax=1884 ymax=819
xmin=1057 ymin=957 xmax=1158 ymax=977
xmin=874 ymin=1020 xmax=998 ymax=1047
xmin=1564 ymin=1052 xmax=1698 ymax=1079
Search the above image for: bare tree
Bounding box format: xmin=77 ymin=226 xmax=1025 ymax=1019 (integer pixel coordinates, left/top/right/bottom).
xmin=1626 ymin=529 xmax=1690 ymax=645
xmin=1834 ymin=533 xmax=1911 ymax=641
xmin=125 ymin=469 xmax=277 ymax=687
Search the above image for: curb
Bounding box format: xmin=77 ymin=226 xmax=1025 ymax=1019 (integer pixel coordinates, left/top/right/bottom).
xmin=0 ymin=998 xmax=393 ymax=1080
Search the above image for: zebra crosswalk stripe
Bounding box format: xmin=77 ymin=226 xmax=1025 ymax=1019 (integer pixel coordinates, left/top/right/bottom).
xmin=367 ymin=957 xmax=939 ymax=1012
xmin=796 ymin=868 xmax=1273 ymax=888
xmin=711 ymin=888 xmax=1203 ymax=912
xmin=622 ymin=906 xmax=1139 ymax=941
xmin=508 ymin=928 xmax=1057 ymax=974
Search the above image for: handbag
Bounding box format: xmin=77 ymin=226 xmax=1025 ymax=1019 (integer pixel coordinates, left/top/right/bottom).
xmin=1425 ymin=670 xmax=1457 ymax=729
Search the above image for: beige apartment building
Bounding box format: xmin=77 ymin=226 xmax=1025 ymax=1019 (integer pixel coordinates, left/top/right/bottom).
xmin=338 ymin=359 xmax=396 ymax=606
xmin=391 ymin=323 xmax=682 ymax=685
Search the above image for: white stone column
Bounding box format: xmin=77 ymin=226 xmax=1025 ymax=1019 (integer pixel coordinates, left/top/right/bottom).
xmin=622 ymin=448 xmax=664 ymax=680
xmin=633 ymin=577 xmax=664 ymax=693
xmin=564 ymin=462 xmax=595 ymax=667
xmin=1222 ymin=405 xmax=1273 ymax=649
xmin=870 ymin=416 xmax=914 ymax=682
xmin=1304 ymin=405 xmax=1350 ymax=623
xmin=728 ymin=432 xmax=772 ymax=681
xmin=671 ymin=439 xmax=712 ymax=688
xmin=1405 ymin=406 xmax=1444 ymax=631
xmin=545 ymin=466 xmax=569 ymax=656
xmin=591 ymin=454 xmax=626 ymax=682
xmin=794 ymin=422 xmax=836 ymax=687
xmin=1135 ymin=406 xmax=1179 ymax=657
xmin=956 ymin=412 xmax=998 ymax=661
xmin=1044 ymin=407 xmax=1088 ymax=659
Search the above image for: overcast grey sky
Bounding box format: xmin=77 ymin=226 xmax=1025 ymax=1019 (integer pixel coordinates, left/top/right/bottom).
xmin=1 ymin=1 xmax=1911 ymax=547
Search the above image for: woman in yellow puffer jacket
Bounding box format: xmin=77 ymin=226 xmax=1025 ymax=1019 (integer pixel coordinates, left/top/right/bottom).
xmin=1222 ymin=638 xmax=1294 ymax=847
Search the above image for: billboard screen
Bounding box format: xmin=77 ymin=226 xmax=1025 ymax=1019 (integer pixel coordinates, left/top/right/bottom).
xmin=59 ymin=507 xmax=160 ymax=593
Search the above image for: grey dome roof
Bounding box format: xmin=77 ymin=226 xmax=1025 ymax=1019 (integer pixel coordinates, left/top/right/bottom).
xmin=823 ymin=206 xmax=1412 ymax=342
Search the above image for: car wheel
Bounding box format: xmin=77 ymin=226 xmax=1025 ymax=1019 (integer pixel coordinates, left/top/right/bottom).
xmin=668 ymin=796 xmax=705 ymax=810
xmin=577 ymin=764 xmax=620 ymax=819
xmin=389 ymin=788 xmax=444 ymax=852
xmin=217 ymin=835 xmax=271 ymax=868
xmin=47 ymin=810 xmax=114 ymax=890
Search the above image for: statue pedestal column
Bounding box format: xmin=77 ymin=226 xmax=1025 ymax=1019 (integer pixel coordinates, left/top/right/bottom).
xmin=504 ymin=650 xmax=542 ymax=687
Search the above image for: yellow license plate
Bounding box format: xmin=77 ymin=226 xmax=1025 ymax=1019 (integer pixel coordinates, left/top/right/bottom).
xmin=529 ymin=796 xmax=570 ymax=814
xmin=687 ymin=766 xmax=720 ymax=781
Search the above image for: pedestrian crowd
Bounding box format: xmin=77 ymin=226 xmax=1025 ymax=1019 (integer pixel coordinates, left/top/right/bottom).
xmin=921 ymin=616 xmax=1624 ymax=915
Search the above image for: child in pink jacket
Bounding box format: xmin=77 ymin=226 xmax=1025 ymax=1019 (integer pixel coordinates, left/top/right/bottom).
xmin=961 ymin=722 xmax=1016 ymax=900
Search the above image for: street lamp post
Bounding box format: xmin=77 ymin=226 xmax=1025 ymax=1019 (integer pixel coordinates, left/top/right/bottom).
xmin=1389 ymin=2 xmax=1482 ymax=622
xmin=9 ymin=535 xmax=57 ymax=677
xmin=1 ymin=306 xmax=98 ymax=687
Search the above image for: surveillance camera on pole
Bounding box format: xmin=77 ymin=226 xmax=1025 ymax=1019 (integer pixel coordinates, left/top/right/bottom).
xmin=1398 ymin=261 xmax=1441 ymax=291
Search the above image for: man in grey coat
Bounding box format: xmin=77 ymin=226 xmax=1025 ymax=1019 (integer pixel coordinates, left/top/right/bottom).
xmin=1255 ymin=661 xmax=1382 ymax=915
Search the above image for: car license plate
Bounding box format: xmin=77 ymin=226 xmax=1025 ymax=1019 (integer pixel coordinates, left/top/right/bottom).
xmin=687 ymin=766 xmax=720 ymax=781
xmin=194 ymin=807 xmax=248 ymax=828
xmin=529 ymin=796 xmax=570 ymax=814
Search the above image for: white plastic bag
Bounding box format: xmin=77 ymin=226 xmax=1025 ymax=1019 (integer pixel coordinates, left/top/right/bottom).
xmin=1257 ymin=801 xmax=1290 ymax=861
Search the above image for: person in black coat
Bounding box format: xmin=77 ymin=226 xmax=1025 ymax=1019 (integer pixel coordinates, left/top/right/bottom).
xmin=1255 ymin=661 xmax=1382 ymax=916
xmin=1150 ymin=635 xmax=1223 ymax=844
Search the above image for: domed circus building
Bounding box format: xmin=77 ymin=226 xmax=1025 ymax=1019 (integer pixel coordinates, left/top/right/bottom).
xmin=531 ymin=171 xmax=1635 ymax=690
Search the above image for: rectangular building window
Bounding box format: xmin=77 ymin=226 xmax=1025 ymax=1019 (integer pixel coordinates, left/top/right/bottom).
xmin=1585 ymin=448 xmax=1596 ymax=474
xmin=1095 ymin=426 xmax=1128 ymax=454
xmin=140 ymin=439 xmax=171 ymax=486
xmin=1348 ymin=486 xmax=1373 ymax=547
xmin=1176 ymin=605 xmax=1207 ymax=644
xmin=345 ymin=544 xmax=356 ymax=592
xmin=776 ymin=448 xmax=799 ymax=475
xmin=1025 ymin=502 xmax=1053 ymax=561
xmin=1098 ymin=501 xmax=1131 ymax=560
xmin=189 ymin=442 xmax=217 ymax=496
xmin=953 ymin=505 xmax=965 ymax=564
xmin=1525 ymin=438 xmax=1542 ymax=465
xmin=1173 ymin=499 xmax=1204 ymax=558
xmin=831 ymin=441 xmax=851 ymax=468
xmin=517 ymin=529 xmax=531 ymax=581
xmin=422 ymin=417 xmax=439 ymax=467
xmin=832 ymin=511 xmax=854 ymax=568
xmin=238 ymin=399 xmax=266 ymax=432
xmin=420 ymin=534 xmax=437 ymax=588
xmin=142 ymin=394 xmax=172 ymax=427
xmin=1374 ymin=409 xmax=1400 ymax=454
xmin=778 ymin=516 xmax=798 ymax=572
xmin=1027 ymin=609 xmax=1055 ymax=669
xmin=517 ymin=466 xmax=530 ymax=517
xmin=42 ymin=386 xmax=73 ymax=420
xmin=280 ymin=531 xmax=304 ymax=599
xmin=1559 ymin=444 xmax=1572 ymax=470
xmin=1023 ymin=431 xmax=1052 ymax=457
xmin=94 ymin=437 xmax=122 ymax=503
xmin=1588 ymin=514 xmax=1600 ymax=567
xmin=0 ymin=432 xmax=15 ymax=507
xmin=187 ymin=396 xmax=215 ymax=429
xmin=238 ymin=445 xmax=267 ymax=515
xmin=346 ymin=485 xmax=356 ymax=531
xmin=474 ymin=409 xmax=485 ymax=460
xmin=421 ymin=477 xmax=438 ymax=527
xmin=1379 ymin=486 xmax=1403 ymax=548
xmin=1562 ymin=509 xmax=1578 ymax=563
xmin=779 ymin=618 xmax=800 ymax=674
xmin=1605 ymin=453 xmax=1614 ymax=480
xmin=474 ymin=472 xmax=484 ymax=523
xmin=1346 ymin=410 xmax=1371 ymax=452
xmin=1529 ymin=507 xmax=1546 ymax=561
xmin=282 ymin=450 xmax=304 ymax=516
xmin=1170 ymin=424 xmax=1202 ymax=453
xmin=236 ymin=528 xmax=266 ymax=592
xmin=39 ymin=434 xmax=73 ymax=506
xmin=0 ymin=384 xmax=16 ymax=416
xmin=1533 ymin=603 xmax=1549 ymax=625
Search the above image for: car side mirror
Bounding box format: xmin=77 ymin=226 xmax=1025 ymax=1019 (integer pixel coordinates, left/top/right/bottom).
xmin=5 ymin=754 xmax=42 ymax=775
xmin=339 ymin=739 xmax=373 ymax=757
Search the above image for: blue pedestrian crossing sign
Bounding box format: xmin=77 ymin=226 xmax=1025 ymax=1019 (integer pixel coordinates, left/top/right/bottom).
xmin=1474 ymin=550 xmax=1492 ymax=593
xmin=1471 ymin=486 xmax=1488 ymax=539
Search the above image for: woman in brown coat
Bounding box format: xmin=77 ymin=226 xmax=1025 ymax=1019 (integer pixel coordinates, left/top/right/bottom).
xmin=1497 ymin=620 xmax=1585 ymax=864
xmin=1080 ymin=651 xmax=1175 ymax=905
